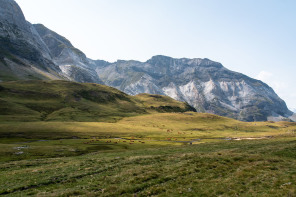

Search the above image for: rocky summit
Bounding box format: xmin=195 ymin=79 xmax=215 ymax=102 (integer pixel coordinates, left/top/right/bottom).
xmin=0 ymin=0 xmax=294 ymax=122
xmin=95 ymin=56 xmax=294 ymax=122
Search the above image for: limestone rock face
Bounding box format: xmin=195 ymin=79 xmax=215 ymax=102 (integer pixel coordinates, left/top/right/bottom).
xmin=0 ymin=0 xmax=53 ymax=60
xmin=0 ymin=0 xmax=61 ymax=80
xmin=0 ymin=0 xmax=29 ymax=32
xmin=96 ymin=55 xmax=293 ymax=121
xmin=34 ymin=24 xmax=104 ymax=83
xmin=0 ymin=0 xmax=104 ymax=83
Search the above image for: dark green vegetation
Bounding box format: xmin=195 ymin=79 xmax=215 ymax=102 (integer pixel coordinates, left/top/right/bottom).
xmin=0 ymin=80 xmax=194 ymax=122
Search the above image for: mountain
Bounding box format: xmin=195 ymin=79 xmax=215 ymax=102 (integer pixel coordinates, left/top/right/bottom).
xmin=95 ymin=56 xmax=294 ymax=122
xmin=0 ymin=0 xmax=104 ymax=83
xmin=0 ymin=0 xmax=294 ymax=122
xmin=0 ymin=80 xmax=195 ymax=122
xmin=33 ymin=24 xmax=105 ymax=84
xmin=0 ymin=0 xmax=62 ymax=81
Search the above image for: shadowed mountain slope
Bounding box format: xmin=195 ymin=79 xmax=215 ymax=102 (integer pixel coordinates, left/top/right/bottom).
xmin=0 ymin=80 xmax=195 ymax=122
xmin=0 ymin=0 xmax=63 ymax=81
xmin=0 ymin=0 xmax=104 ymax=83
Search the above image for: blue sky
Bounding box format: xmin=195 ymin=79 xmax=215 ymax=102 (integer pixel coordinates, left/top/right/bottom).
xmin=15 ymin=0 xmax=296 ymax=110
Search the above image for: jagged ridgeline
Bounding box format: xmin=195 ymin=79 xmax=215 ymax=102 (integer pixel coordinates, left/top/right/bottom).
xmin=0 ymin=80 xmax=195 ymax=122
xmin=0 ymin=0 xmax=294 ymax=122
xmin=96 ymin=56 xmax=294 ymax=122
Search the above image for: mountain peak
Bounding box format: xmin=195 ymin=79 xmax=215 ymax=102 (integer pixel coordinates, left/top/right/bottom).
xmin=146 ymin=55 xmax=173 ymax=65
xmin=150 ymin=55 xmax=173 ymax=60
xmin=0 ymin=0 xmax=29 ymax=32
xmin=33 ymin=24 xmax=74 ymax=48
xmin=146 ymin=55 xmax=223 ymax=69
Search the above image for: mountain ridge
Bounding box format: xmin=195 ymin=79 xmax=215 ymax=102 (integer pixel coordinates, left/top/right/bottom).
xmin=33 ymin=24 xmax=104 ymax=84
xmin=95 ymin=55 xmax=294 ymax=122
xmin=0 ymin=0 xmax=294 ymax=122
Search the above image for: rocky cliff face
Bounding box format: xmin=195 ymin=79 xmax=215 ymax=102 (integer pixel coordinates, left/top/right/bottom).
xmin=0 ymin=0 xmax=62 ymax=81
xmin=34 ymin=24 xmax=104 ymax=84
xmin=0 ymin=0 xmax=294 ymax=122
xmin=96 ymin=55 xmax=294 ymax=122
xmin=0 ymin=0 xmax=104 ymax=83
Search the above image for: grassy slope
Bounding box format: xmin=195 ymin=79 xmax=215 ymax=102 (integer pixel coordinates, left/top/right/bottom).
xmin=1 ymin=80 xmax=296 ymax=196
xmin=0 ymin=80 xmax=194 ymax=122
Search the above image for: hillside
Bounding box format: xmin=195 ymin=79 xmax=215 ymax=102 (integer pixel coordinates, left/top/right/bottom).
xmin=0 ymin=0 xmax=294 ymax=122
xmin=0 ymin=0 xmax=63 ymax=81
xmin=0 ymin=80 xmax=195 ymax=122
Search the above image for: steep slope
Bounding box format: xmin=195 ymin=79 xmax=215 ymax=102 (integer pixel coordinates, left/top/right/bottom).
xmin=0 ymin=0 xmax=62 ymax=81
xmin=0 ymin=0 xmax=105 ymax=83
xmin=96 ymin=55 xmax=294 ymax=122
xmin=33 ymin=24 xmax=105 ymax=84
xmin=0 ymin=80 xmax=195 ymax=122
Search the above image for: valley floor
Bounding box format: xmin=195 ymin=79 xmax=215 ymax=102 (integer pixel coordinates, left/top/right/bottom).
xmin=1 ymin=136 xmax=296 ymax=196
xmin=0 ymin=113 xmax=296 ymax=196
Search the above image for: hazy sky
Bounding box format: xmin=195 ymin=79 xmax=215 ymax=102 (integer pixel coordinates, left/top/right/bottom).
xmin=15 ymin=0 xmax=296 ymax=110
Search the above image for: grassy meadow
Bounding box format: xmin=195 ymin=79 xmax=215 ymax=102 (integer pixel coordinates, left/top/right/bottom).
xmin=0 ymin=112 xmax=296 ymax=196
xmin=1 ymin=134 xmax=296 ymax=196
xmin=1 ymin=112 xmax=295 ymax=162
xmin=1 ymin=80 xmax=296 ymax=196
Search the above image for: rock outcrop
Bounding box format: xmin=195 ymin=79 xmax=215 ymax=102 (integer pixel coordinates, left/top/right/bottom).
xmin=0 ymin=0 xmax=104 ymax=83
xmin=0 ymin=0 xmax=62 ymax=80
xmin=34 ymin=24 xmax=104 ymax=84
xmin=95 ymin=55 xmax=294 ymax=121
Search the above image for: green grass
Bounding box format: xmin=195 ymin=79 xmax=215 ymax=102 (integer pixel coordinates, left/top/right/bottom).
xmin=0 ymin=112 xmax=295 ymax=163
xmin=0 ymin=136 xmax=296 ymax=196
xmin=0 ymin=114 xmax=295 ymax=196
xmin=0 ymin=80 xmax=194 ymax=122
